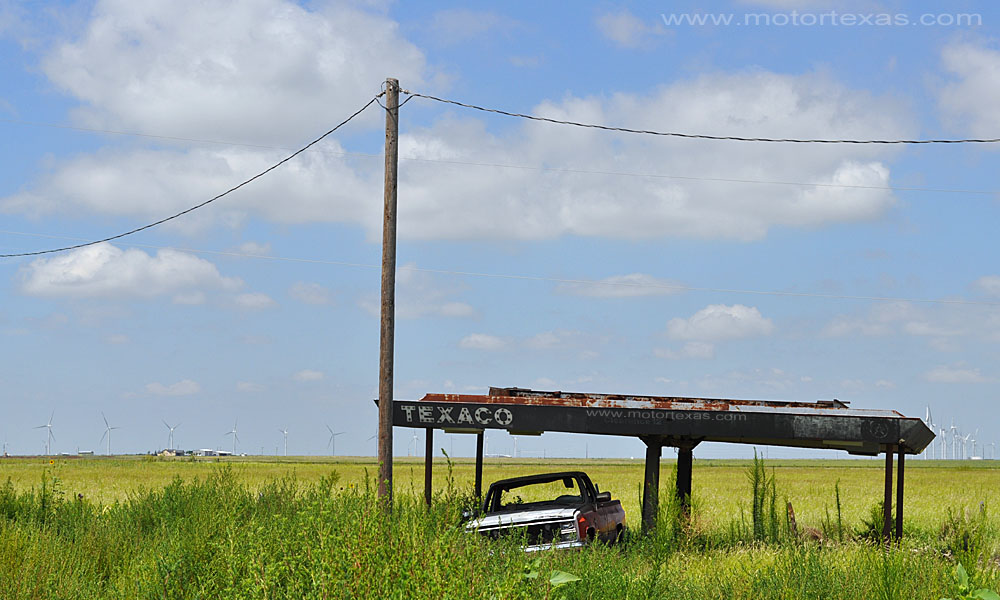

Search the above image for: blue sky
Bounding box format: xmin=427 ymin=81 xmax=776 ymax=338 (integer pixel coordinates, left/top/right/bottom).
xmin=1 ymin=0 xmax=998 ymax=460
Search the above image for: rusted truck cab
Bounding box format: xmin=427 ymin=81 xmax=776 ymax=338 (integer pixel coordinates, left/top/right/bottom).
xmin=466 ymin=471 xmax=626 ymax=551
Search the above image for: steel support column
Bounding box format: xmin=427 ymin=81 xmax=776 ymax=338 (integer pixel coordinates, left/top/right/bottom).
xmin=424 ymin=428 xmax=433 ymax=506
xmin=677 ymin=445 xmax=694 ymax=516
xmin=882 ymin=447 xmax=894 ymax=544
xmin=895 ymin=446 xmax=905 ymax=542
xmin=641 ymin=438 xmax=662 ymax=534
xmin=474 ymin=431 xmax=484 ymax=500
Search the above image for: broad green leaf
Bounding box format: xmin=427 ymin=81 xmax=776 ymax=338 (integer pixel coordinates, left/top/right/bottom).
xmin=549 ymin=570 xmax=582 ymax=588
xmin=972 ymin=589 xmax=1000 ymax=600
xmin=956 ymin=564 xmax=969 ymax=589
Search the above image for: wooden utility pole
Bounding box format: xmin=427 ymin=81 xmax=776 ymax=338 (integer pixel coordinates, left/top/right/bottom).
xmin=377 ymin=77 xmax=399 ymax=504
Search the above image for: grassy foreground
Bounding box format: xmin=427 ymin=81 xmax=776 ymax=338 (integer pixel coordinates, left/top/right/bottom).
xmin=1 ymin=456 xmax=998 ymax=599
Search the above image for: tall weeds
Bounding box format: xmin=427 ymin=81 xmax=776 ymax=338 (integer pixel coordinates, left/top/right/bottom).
xmin=0 ymin=466 xmax=997 ymax=599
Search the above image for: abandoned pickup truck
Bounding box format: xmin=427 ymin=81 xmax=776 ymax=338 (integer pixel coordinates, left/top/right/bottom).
xmin=465 ymin=471 xmax=626 ymax=552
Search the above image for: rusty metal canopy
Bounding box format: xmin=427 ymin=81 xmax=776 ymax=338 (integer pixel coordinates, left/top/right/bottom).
xmin=391 ymin=387 xmax=934 ymax=455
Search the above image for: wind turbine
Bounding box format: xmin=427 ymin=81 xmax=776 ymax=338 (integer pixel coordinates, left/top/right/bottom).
xmin=407 ymin=430 xmax=420 ymax=457
xmin=225 ymin=419 xmax=239 ymax=455
xmin=990 ymin=441 xmax=997 ymax=460
xmin=100 ymin=412 xmax=120 ymax=455
xmin=925 ymin=407 xmax=934 ymax=459
xmin=949 ymin=421 xmax=959 ymax=460
xmin=162 ymin=420 xmax=180 ymax=449
xmin=279 ymin=427 xmax=289 ymax=456
xmin=34 ymin=412 xmax=55 ymax=455
xmin=326 ymin=425 xmax=344 ymax=456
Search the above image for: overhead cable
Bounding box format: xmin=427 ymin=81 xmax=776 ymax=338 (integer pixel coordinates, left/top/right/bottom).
xmin=0 ymin=95 xmax=381 ymax=258
xmin=5 ymin=113 xmax=998 ymax=195
xmin=405 ymin=91 xmax=1000 ymax=145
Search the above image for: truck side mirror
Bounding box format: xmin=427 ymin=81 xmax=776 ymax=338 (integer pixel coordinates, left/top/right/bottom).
xmin=596 ymin=491 xmax=611 ymax=502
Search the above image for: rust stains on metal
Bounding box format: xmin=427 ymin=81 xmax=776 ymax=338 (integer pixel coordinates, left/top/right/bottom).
xmin=418 ymin=387 xmax=860 ymax=414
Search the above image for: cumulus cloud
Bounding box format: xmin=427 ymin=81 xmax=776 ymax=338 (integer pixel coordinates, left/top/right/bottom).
xmin=289 ymin=282 xmax=332 ymax=305
xmin=821 ymin=300 xmax=999 ymax=347
xmin=596 ymin=10 xmax=666 ymax=48
xmin=1 ymin=144 xmax=381 ymax=233
xmin=235 ymin=293 xmax=277 ymax=310
xmin=18 ymin=243 xmax=241 ymax=299
xmin=459 ymin=333 xmax=506 ymax=350
xmin=40 ymin=0 xmax=426 ymax=144
xmin=939 ymin=41 xmax=1000 ymax=136
xmin=975 ymin=275 xmax=1000 ymax=297
xmin=358 ymin=263 xmax=475 ymax=319
xmin=557 ymin=273 xmax=684 ymax=298
xmin=6 ymin=58 xmax=912 ymax=243
xmin=234 ymin=241 xmax=271 ymax=256
xmin=146 ymin=379 xmax=201 ymax=396
xmin=666 ymin=304 xmax=774 ymax=341
xmin=393 ymin=70 xmax=910 ymax=242
xmin=293 ymin=369 xmax=324 ymax=382
xmin=823 ymin=301 xmax=915 ymax=337
xmin=236 ymin=381 xmax=264 ymax=392
xmin=924 ymin=364 xmax=993 ymax=384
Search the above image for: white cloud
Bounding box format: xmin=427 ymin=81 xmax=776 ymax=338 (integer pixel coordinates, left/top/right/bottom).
xmin=557 ymin=273 xmax=684 ymax=298
xmin=293 ymin=369 xmax=324 ymax=382
xmin=822 ymin=301 xmax=1000 ymax=348
xmin=235 ymin=292 xmax=277 ymax=310
xmin=666 ymin=304 xmax=774 ymax=341
xmin=975 ymin=275 xmax=1000 ymax=297
xmin=40 ymin=0 xmax=426 ymax=144
xmin=596 ymin=10 xmax=666 ymax=48
xmin=939 ymin=41 xmax=1000 ymax=136
xmin=234 ymin=241 xmax=271 ymax=256
xmin=6 ymin=67 xmax=911 ymax=243
xmin=173 ymin=291 xmax=206 ymax=305
xmin=1 ymin=144 xmax=380 ymax=233
xmin=289 ymin=282 xmax=332 ymax=305
xmin=822 ymin=301 xmax=915 ymax=337
xmin=106 ymin=334 xmax=129 ymax=344
xmin=18 ymin=243 xmax=241 ymax=299
xmin=358 ymin=263 xmax=475 ymax=319
xmin=459 ymin=333 xmax=506 ymax=350
xmin=924 ymin=364 xmax=993 ymax=384
xmin=393 ymin=71 xmax=910 ymax=242
xmin=146 ymin=379 xmax=201 ymax=396
xmin=236 ymin=381 xmax=264 ymax=392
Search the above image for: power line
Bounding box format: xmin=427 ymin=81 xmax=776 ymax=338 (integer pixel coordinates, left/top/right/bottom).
xmin=4 ymin=229 xmax=999 ymax=307
xmin=5 ymin=112 xmax=998 ymax=195
xmin=0 ymin=95 xmax=381 ymax=259
xmin=405 ymin=91 xmax=1000 ymax=145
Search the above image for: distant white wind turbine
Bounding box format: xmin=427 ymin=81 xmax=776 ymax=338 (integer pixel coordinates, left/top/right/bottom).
xmin=33 ymin=411 xmax=55 ymax=455
xmin=162 ymin=420 xmax=180 ymax=450
xmin=326 ymin=426 xmax=344 ymax=456
xmin=100 ymin=412 xmax=121 ymax=456
xmin=279 ymin=427 xmax=289 ymax=456
xmin=225 ymin=419 xmax=239 ymax=455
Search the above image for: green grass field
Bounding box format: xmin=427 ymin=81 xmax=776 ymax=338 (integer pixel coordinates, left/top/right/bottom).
xmin=1 ymin=455 xmax=998 ymax=599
